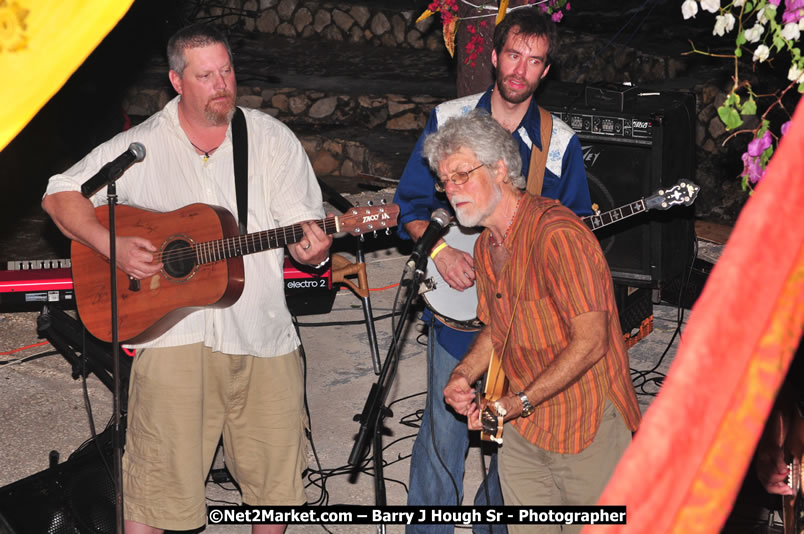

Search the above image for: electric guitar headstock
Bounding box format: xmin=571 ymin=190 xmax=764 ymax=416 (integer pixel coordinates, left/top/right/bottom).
xmin=644 ymin=180 xmax=700 ymax=212
xmin=336 ymin=203 xmax=400 ymax=236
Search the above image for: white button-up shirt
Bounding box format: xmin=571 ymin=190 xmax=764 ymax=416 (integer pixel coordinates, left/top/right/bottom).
xmin=46 ymin=97 xmax=324 ymax=357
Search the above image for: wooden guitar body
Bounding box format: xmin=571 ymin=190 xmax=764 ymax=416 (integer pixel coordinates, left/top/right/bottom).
xmin=72 ymin=203 xmax=244 ymax=344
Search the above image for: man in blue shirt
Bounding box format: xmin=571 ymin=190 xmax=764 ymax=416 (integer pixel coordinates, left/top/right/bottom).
xmin=393 ymin=9 xmax=592 ymax=533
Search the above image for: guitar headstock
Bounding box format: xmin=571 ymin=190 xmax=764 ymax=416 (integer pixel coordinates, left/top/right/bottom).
xmin=337 ymin=203 xmax=400 ymax=236
xmin=480 ymin=401 xmax=504 ymax=443
xmin=644 ymin=180 xmax=700 ymax=211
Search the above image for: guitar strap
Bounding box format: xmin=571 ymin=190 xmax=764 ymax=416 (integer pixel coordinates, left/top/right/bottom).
xmin=232 ymin=107 xmax=248 ymax=234
xmin=525 ymin=106 xmax=553 ymax=197
xmin=485 ymin=204 xmax=558 ymax=400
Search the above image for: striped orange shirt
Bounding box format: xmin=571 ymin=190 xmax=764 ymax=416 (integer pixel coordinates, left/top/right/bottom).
xmin=475 ymin=194 xmax=641 ymax=454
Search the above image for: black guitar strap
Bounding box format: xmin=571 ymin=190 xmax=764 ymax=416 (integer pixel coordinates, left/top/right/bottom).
xmin=232 ymin=107 xmax=248 ymax=234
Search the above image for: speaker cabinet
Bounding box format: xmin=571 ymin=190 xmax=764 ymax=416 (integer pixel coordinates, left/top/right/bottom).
xmin=0 ymin=426 xmax=116 ymax=534
xmin=540 ymin=81 xmax=697 ymax=289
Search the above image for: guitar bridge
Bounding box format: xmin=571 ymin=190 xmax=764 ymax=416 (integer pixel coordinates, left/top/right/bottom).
xmin=129 ymin=277 xmax=141 ymax=292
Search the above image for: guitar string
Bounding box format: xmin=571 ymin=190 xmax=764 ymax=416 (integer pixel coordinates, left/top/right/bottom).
xmin=155 ymin=219 xmax=342 ymax=264
xmin=158 ymin=220 xmax=337 ymax=263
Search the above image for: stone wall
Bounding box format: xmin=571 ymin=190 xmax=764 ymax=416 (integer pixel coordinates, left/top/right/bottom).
xmin=198 ymin=0 xmax=444 ymax=49
xmin=137 ymin=0 xmax=756 ymax=221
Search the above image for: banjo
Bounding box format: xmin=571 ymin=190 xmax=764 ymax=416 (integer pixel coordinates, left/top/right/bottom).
xmin=419 ymin=180 xmax=700 ymax=330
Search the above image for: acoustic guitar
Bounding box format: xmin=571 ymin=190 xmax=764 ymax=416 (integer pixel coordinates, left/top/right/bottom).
xmin=72 ymin=202 xmax=399 ymax=344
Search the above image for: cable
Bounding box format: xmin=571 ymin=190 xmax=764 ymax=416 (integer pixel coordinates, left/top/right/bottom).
xmin=630 ymin=229 xmax=699 ymax=397
xmin=0 ymin=349 xmax=59 ymax=369
xmin=0 ymin=340 xmax=50 ymax=355
xmin=295 ymin=310 xmax=399 ymax=328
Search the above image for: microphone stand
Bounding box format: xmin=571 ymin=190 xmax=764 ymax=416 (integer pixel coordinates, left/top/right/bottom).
xmin=80 ymin=180 xmax=125 ymax=534
xmin=348 ymin=253 xmax=428 ymax=532
xmin=106 ymin=182 xmax=125 ymax=534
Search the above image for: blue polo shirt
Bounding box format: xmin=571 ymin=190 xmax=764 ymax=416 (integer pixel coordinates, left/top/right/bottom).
xmin=393 ymin=88 xmax=593 ymax=359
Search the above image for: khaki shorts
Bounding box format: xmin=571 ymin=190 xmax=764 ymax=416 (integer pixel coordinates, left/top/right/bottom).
xmin=122 ymin=343 xmax=307 ymax=531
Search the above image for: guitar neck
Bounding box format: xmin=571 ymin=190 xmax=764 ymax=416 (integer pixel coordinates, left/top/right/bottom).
xmin=184 ymin=217 xmax=338 ymax=265
xmin=582 ymin=199 xmax=647 ymax=231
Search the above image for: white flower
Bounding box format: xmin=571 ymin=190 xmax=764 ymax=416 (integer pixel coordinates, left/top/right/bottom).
xmin=753 ymin=44 xmax=771 ymax=62
xmin=700 ymin=0 xmax=720 ymax=13
xmin=682 ymin=0 xmax=699 ymax=19
xmin=800 ymin=19 xmax=804 ymax=31
xmin=757 ymin=8 xmax=768 ymax=24
xmin=788 ymin=64 xmax=804 ymax=83
xmin=744 ymin=23 xmax=765 ymax=42
xmin=782 ymin=22 xmax=801 ymax=41
xmin=713 ymin=13 xmax=737 ymax=35
xmin=733 ymin=0 xmax=745 ymax=5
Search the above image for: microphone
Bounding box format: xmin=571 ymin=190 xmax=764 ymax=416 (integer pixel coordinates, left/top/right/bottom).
xmin=406 ymin=208 xmax=451 ymax=271
xmin=81 ymin=142 xmax=146 ymax=198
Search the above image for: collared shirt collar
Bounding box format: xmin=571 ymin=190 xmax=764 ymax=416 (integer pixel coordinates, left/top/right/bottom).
xmin=476 ymin=85 xmax=544 ymax=151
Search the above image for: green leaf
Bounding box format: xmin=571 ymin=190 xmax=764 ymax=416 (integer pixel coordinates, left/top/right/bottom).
xmin=774 ymin=35 xmax=785 ymax=52
xmin=741 ymin=98 xmax=757 ymax=115
xmin=718 ymin=104 xmax=743 ymax=130
xmin=736 ymin=31 xmax=747 ymax=46
xmin=735 ymin=47 xmax=743 ymax=57
xmin=745 ymin=1 xmax=754 ymax=11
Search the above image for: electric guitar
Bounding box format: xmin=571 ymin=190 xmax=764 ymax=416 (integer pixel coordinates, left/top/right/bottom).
xmin=421 ymin=180 xmax=700 ymax=331
xmin=479 ymin=348 xmax=507 ymax=443
xmin=71 ymin=202 xmax=399 ymax=344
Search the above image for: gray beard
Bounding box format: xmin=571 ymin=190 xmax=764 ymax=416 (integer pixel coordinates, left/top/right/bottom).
xmin=453 ymin=183 xmax=502 ymax=228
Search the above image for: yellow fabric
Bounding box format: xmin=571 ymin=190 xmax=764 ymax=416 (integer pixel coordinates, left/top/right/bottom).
xmin=0 ymin=0 xmax=133 ymax=150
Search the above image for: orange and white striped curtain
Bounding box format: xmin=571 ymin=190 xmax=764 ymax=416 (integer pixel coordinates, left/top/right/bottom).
xmin=0 ymin=0 xmax=133 ymax=151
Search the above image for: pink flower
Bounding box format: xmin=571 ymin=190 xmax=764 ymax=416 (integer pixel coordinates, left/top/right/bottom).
xmin=781 ymin=121 xmax=792 ymax=136
xmin=566 ymin=3 xmax=571 ymax=10
xmin=747 ymin=130 xmax=772 ymax=157
xmin=769 ymin=0 xmax=781 ymax=5
xmin=741 ymin=152 xmax=765 ymax=183
xmin=552 ymin=11 xmax=564 ymax=22
xmin=783 ymin=0 xmax=804 ymax=23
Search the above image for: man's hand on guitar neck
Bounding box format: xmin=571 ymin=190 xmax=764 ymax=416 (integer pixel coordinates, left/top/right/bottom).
xmin=288 ymin=217 xmax=333 ymax=267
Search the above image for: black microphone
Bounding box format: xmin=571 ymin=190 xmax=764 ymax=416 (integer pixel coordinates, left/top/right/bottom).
xmin=406 ymin=208 xmax=451 ymax=271
xmin=81 ymin=142 xmax=146 ymax=198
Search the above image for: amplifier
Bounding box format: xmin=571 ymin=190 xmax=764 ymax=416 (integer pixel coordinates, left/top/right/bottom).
xmin=539 ymin=81 xmax=697 ymax=290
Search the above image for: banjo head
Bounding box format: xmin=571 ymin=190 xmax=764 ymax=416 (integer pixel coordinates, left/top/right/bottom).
xmin=420 ymin=224 xmax=482 ymax=329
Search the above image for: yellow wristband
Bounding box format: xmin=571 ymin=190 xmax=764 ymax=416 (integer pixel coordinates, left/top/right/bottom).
xmin=429 ymin=242 xmax=449 ymax=260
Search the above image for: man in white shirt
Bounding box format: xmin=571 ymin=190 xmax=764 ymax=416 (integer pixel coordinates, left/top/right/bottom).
xmin=42 ymin=23 xmax=331 ymax=534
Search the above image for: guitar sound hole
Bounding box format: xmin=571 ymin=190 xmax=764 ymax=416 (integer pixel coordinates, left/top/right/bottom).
xmin=162 ymin=239 xmax=196 ymax=279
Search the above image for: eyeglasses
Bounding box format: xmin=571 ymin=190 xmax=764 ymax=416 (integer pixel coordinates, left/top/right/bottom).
xmin=434 ymin=164 xmax=485 ymax=193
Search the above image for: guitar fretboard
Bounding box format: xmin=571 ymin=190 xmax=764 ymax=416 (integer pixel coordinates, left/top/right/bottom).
xmin=582 ymin=200 xmax=647 ymax=230
xmin=163 ymin=218 xmax=340 ymax=266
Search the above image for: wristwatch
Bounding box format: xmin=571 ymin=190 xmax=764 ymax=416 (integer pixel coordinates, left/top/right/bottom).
xmin=517 ymin=391 xmax=535 ymax=417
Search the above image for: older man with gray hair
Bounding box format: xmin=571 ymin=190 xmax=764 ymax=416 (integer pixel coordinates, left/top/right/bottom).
xmin=430 ymin=110 xmax=641 ymax=534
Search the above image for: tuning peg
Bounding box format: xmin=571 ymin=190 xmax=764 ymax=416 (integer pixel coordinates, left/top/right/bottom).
xmin=385 ymin=228 xmax=391 ymax=235
xmin=381 ymin=199 xmax=387 ymax=205
xmin=373 ymin=230 xmax=378 ymax=238
xmin=359 ymin=234 xmax=365 ymax=242
xmin=367 ymin=200 xmax=374 ymax=206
